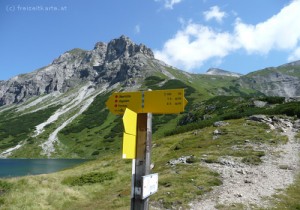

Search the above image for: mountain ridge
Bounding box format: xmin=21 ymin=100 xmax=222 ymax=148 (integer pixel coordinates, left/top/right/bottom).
xmin=1 ymin=35 xmax=300 ymax=107
xmin=279 ymin=60 xmax=300 ymax=67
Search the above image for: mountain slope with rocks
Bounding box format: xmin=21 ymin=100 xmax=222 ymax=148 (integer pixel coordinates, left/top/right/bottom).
xmin=239 ymin=62 xmax=300 ymax=97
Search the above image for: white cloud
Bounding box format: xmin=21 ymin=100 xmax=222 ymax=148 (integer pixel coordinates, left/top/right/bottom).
xmin=156 ymin=0 xmax=183 ymax=9
xmin=154 ymin=23 xmax=238 ymax=70
xmin=203 ymin=6 xmax=226 ymax=23
xmin=155 ymin=0 xmax=300 ymax=71
xmin=134 ymin=24 xmax=140 ymax=34
xmin=288 ymin=47 xmax=300 ymax=61
xmin=234 ymin=0 xmax=300 ymax=54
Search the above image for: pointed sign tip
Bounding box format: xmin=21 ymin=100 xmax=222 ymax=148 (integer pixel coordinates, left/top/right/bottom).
xmin=123 ymin=108 xmax=137 ymax=135
xmin=184 ymin=98 xmax=188 ymax=108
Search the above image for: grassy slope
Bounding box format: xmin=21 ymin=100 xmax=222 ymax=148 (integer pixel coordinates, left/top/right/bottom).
xmin=0 ymin=118 xmax=290 ymax=210
xmin=0 ymin=105 xmax=61 ymax=153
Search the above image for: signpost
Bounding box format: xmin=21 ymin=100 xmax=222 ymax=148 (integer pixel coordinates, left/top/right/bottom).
xmin=106 ymin=89 xmax=188 ymax=115
xmin=105 ymin=88 xmax=188 ymax=210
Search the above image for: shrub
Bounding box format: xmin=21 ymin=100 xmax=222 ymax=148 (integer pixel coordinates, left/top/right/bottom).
xmin=62 ymin=171 xmax=115 ymax=186
xmin=261 ymin=96 xmax=285 ymax=104
xmin=0 ymin=180 xmax=13 ymax=197
xmin=91 ymin=151 xmax=100 ymax=156
xmin=242 ymin=156 xmax=262 ymax=165
xmin=186 ymin=156 xmax=198 ymax=163
xmin=144 ymin=76 xmax=165 ymax=88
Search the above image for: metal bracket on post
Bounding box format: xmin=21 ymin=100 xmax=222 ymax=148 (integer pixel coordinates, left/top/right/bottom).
xmin=135 ymin=187 xmax=142 ymax=196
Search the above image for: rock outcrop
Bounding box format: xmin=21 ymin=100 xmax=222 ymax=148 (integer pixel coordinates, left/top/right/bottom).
xmin=239 ymin=67 xmax=300 ymax=97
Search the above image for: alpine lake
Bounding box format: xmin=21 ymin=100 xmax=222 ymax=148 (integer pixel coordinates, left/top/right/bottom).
xmin=0 ymin=159 xmax=88 ymax=178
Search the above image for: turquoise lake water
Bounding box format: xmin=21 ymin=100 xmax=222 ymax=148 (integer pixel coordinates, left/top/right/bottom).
xmin=0 ymin=159 xmax=87 ymax=178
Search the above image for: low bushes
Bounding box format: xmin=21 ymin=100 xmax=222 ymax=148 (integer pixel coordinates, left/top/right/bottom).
xmin=62 ymin=171 xmax=115 ymax=186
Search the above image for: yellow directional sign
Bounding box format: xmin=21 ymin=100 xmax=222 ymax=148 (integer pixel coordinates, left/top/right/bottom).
xmin=123 ymin=108 xmax=137 ymax=135
xmin=122 ymin=108 xmax=138 ymax=159
xmin=122 ymin=133 xmax=136 ymax=159
xmin=106 ymin=89 xmax=188 ymax=115
xmin=106 ymin=92 xmax=142 ymax=115
xmin=143 ymin=89 xmax=188 ymax=114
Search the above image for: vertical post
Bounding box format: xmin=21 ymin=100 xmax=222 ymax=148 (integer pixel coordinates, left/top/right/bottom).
xmin=145 ymin=113 xmax=152 ymax=175
xmin=131 ymin=113 xmax=152 ymax=210
xmin=144 ymin=112 xmax=152 ymax=208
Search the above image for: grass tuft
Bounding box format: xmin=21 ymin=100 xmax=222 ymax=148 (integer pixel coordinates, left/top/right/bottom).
xmin=62 ymin=171 xmax=115 ymax=186
xmin=242 ymin=155 xmax=263 ymax=165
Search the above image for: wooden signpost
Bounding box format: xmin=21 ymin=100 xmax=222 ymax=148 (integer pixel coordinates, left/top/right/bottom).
xmin=106 ymin=89 xmax=188 ymax=210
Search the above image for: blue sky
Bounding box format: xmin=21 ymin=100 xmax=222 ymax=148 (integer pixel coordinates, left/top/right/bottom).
xmin=1 ymin=0 xmax=300 ymax=80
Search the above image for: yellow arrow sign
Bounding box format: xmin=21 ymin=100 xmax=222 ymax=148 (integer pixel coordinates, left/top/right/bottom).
xmin=122 ymin=108 xmax=138 ymax=159
xmin=123 ymin=108 xmax=137 ymax=135
xmin=122 ymin=132 xmax=136 ymax=159
xmin=106 ymin=89 xmax=188 ymax=115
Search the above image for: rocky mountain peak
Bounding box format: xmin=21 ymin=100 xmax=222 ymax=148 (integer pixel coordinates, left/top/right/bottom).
xmin=0 ymin=35 xmax=162 ymax=106
xmin=106 ymin=35 xmax=154 ymax=62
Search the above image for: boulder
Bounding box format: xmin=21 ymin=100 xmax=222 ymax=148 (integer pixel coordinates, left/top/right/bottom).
xmin=294 ymin=119 xmax=300 ymax=129
xmin=213 ymin=121 xmax=229 ymax=127
xmin=253 ymin=100 xmax=267 ymax=108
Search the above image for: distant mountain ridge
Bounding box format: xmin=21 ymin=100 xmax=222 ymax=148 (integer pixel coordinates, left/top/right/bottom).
xmin=279 ymin=60 xmax=300 ymax=67
xmin=205 ymin=68 xmax=243 ymax=77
